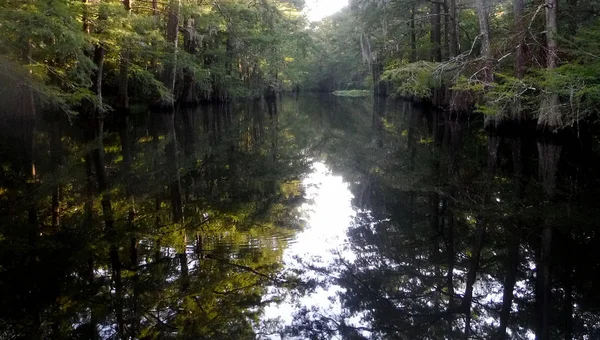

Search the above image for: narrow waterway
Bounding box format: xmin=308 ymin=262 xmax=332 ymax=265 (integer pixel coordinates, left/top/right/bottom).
xmin=1 ymin=94 xmax=599 ymax=339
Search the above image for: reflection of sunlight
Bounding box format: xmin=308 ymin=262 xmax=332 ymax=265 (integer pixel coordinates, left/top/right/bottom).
xmin=288 ymin=162 xmax=355 ymax=262
xmin=262 ymin=161 xmax=356 ymax=334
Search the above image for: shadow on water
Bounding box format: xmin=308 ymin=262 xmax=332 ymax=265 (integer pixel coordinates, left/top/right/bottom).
xmin=1 ymin=94 xmax=600 ymax=339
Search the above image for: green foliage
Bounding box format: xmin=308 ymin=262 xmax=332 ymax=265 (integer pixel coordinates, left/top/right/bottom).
xmin=382 ymin=62 xmax=441 ymax=99
xmin=332 ymin=90 xmax=371 ymax=97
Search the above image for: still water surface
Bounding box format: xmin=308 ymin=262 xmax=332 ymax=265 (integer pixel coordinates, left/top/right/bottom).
xmin=1 ymin=95 xmax=599 ymax=339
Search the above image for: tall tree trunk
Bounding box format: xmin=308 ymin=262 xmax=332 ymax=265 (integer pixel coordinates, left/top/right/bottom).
xmin=475 ymin=0 xmax=493 ymax=83
xmin=537 ymin=0 xmax=561 ymax=130
xmin=117 ymin=0 xmax=132 ymax=113
xmin=514 ymin=0 xmax=526 ymax=79
xmin=565 ymin=0 xmax=578 ymax=36
xmin=91 ymin=46 xmax=106 ymax=107
xmin=449 ymin=0 xmax=459 ymax=57
xmin=410 ymin=5 xmax=417 ymax=62
xmin=181 ymin=18 xmax=198 ymax=105
xmin=162 ymin=0 xmax=180 ymax=107
xmin=431 ymin=0 xmax=442 ymax=62
xmin=443 ymin=1 xmax=450 ymax=60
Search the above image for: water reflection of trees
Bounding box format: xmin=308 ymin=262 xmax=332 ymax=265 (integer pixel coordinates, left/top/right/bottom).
xmin=289 ymin=97 xmax=600 ymax=339
xmin=0 ymin=99 xmax=312 ymax=339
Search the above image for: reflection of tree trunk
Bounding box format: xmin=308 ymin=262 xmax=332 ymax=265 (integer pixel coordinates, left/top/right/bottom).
xmin=535 ymin=141 xmax=558 ymax=340
xmin=88 ymin=255 xmax=99 ymax=340
xmin=445 ymin=197 xmax=456 ymax=334
xmin=118 ymin=117 xmax=134 ymax=197
xmin=536 ymin=225 xmax=552 ymax=340
xmin=498 ymin=235 xmax=519 ymax=338
xmin=110 ymin=243 xmax=125 ymax=340
xmin=537 ymin=143 xmax=562 ymax=197
xmin=268 ymin=101 xmax=278 ymax=162
xmin=511 ymin=138 xmax=524 ymax=197
xmin=179 ymin=232 xmax=190 ymax=291
xmin=445 ymin=199 xmax=455 ymax=297
xmin=165 ymin=114 xmax=183 ymax=223
xmin=50 ymin=119 xmax=62 ymax=228
xmin=372 ymin=61 xmax=386 ymax=96
xmin=463 ymin=221 xmax=486 ymax=338
xmin=562 ymin=232 xmax=573 ymax=340
xmin=487 ymin=135 xmax=500 ymax=174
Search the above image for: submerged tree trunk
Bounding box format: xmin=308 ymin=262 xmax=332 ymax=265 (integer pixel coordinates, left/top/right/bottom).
xmin=538 ymin=0 xmax=561 ymax=130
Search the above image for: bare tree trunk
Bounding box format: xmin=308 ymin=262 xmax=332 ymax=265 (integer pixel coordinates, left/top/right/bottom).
xmin=410 ymin=5 xmax=417 ymax=62
xmin=565 ymin=0 xmax=578 ymax=36
xmin=449 ymin=0 xmax=459 ymax=57
xmin=475 ymin=0 xmax=493 ymax=83
xmin=117 ymin=0 xmax=132 ymax=113
xmin=538 ymin=0 xmax=561 ymax=130
xmin=162 ymin=0 xmax=180 ymax=107
xmin=431 ymin=0 xmax=442 ymax=62
xmin=443 ymin=0 xmax=450 ymax=60
xmin=514 ymin=0 xmax=526 ymax=79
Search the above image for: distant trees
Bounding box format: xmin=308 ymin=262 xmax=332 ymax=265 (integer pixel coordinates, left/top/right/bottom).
xmin=0 ymin=0 xmax=311 ymax=115
xmin=302 ymin=0 xmax=600 ymax=131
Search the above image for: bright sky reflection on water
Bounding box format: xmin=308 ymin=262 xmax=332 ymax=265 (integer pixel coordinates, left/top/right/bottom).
xmin=262 ymin=161 xmax=357 ymax=335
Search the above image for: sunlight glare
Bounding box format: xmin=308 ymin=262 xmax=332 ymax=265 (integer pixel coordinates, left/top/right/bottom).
xmin=304 ymin=0 xmax=349 ymax=21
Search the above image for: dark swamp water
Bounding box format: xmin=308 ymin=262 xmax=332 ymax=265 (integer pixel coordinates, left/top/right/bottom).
xmin=1 ymin=94 xmax=600 ymax=339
